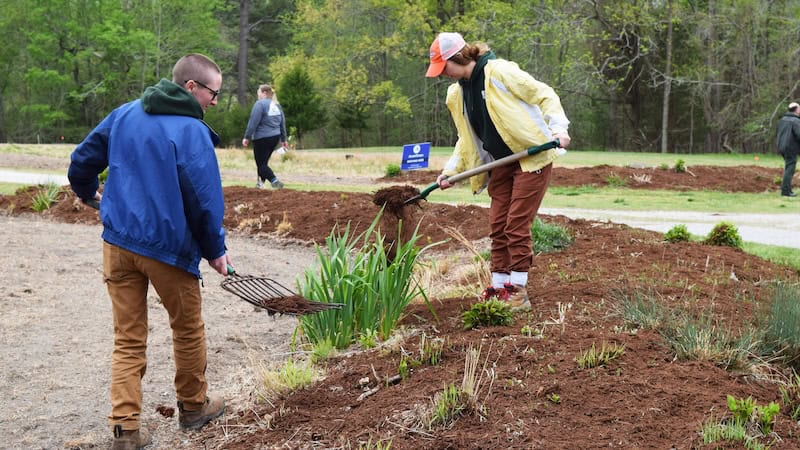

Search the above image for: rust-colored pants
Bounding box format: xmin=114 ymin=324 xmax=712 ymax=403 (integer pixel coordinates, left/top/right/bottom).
xmin=486 ymin=162 xmax=552 ymax=275
xmin=103 ymin=242 xmax=208 ymax=430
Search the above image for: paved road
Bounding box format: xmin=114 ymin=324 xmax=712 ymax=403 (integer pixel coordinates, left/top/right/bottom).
xmin=541 ymin=208 xmax=800 ymax=249
xmin=2 ymin=169 xmax=798 ymax=249
xmin=0 ymin=169 xmax=68 ymax=185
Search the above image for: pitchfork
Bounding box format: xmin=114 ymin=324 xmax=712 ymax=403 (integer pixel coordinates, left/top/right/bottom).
xmin=221 ymin=266 xmax=344 ymax=316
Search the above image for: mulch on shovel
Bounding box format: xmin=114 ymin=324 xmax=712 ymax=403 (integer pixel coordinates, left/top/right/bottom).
xmin=372 ymin=185 xmax=420 ymax=218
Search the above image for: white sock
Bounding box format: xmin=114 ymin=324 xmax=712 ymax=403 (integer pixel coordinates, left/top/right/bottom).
xmin=510 ymin=271 xmax=528 ymax=288
xmin=491 ymin=272 xmax=510 ymax=288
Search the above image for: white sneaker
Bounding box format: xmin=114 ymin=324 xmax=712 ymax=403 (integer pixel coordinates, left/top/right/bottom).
xmin=255 ymin=179 xmax=264 ymax=189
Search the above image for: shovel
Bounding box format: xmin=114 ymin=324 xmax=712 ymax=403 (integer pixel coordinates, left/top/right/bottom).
xmin=404 ymin=139 xmax=561 ymax=205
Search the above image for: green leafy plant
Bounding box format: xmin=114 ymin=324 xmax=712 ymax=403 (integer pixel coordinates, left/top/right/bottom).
xmin=398 ymin=355 xmax=411 ymax=380
xmin=576 ymin=342 xmax=626 ymax=369
xmin=704 ymin=222 xmax=742 ymax=248
xmin=605 ymin=173 xmax=627 ymax=187
xmin=31 ymin=183 xmax=61 ymax=212
xmin=700 ymin=417 xmax=748 ymax=446
xmin=756 ymin=401 xmax=780 ymax=434
xmin=358 ymin=329 xmax=378 ymax=349
xmin=658 ymin=163 xmax=669 ymax=170
xmin=548 ymin=393 xmax=561 ymax=404
xmin=427 ymin=383 xmax=467 ymax=428
xmin=727 ymin=395 xmax=756 ymax=425
xmin=256 ymin=358 xmax=320 ymax=403
xmin=531 ymin=217 xmax=573 ymax=253
xmin=357 ymin=437 xmax=393 ymax=450
xmin=299 ymin=211 xmax=440 ymax=349
xmin=757 ymin=283 xmax=800 ymax=367
xmin=310 ymin=338 xmax=336 ymax=363
xmin=780 ymin=371 xmax=800 ymax=420
xmin=727 ymin=395 xmax=780 ymax=434
xmin=674 ymin=159 xmax=686 ymax=173
xmin=419 ymin=333 xmax=445 ymax=365
xmin=664 ymin=224 xmax=691 ymax=243
xmin=462 ymin=299 xmax=514 ymax=330
xmin=384 ymin=163 xmax=401 ymax=177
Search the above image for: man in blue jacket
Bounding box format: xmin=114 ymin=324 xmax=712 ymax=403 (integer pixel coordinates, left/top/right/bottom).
xmin=776 ymin=102 xmax=800 ymax=197
xmin=68 ymin=53 xmax=230 ymax=449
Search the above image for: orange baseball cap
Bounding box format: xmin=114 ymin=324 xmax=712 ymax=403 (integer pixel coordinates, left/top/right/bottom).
xmin=425 ymin=32 xmax=467 ymax=77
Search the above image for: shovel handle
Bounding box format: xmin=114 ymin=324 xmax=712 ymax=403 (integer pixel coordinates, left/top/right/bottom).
xmin=446 ymin=139 xmax=560 ymax=184
xmin=411 ymin=139 xmax=560 ymax=203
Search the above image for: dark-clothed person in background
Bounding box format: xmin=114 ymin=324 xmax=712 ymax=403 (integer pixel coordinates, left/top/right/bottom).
xmin=242 ymin=84 xmax=288 ymax=189
xmin=776 ymin=101 xmax=800 ymax=197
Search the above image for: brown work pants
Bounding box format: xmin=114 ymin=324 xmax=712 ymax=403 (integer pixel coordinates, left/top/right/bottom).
xmin=487 ymin=162 xmax=552 ymax=275
xmin=103 ymin=242 xmax=208 ymax=431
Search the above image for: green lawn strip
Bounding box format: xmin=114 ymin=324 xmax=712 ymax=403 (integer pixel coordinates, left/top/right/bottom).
xmin=742 ymin=242 xmax=800 ymax=272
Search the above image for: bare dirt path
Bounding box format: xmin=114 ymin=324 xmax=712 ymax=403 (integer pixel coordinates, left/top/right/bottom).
xmin=0 ymin=214 xmax=317 ymax=449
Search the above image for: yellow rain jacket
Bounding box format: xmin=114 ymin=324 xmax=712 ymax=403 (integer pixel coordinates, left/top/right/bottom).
xmin=443 ymin=59 xmax=570 ymax=194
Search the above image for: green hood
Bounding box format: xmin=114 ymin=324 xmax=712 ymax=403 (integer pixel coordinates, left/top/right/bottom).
xmin=141 ymin=79 xmax=204 ymax=119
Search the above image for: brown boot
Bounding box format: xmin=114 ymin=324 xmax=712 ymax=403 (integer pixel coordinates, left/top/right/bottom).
xmin=505 ymin=284 xmax=531 ymax=312
xmin=178 ymin=393 xmax=225 ymax=431
xmin=111 ymin=424 xmax=151 ymax=450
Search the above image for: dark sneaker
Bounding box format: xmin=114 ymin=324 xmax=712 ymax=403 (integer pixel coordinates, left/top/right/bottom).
xmin=271 ymin=179 xmax=285 ymax=189
xmin=111 ymin=425 xmax=151 ymax=450
xmin=178 ymin=393 xmax=225 ymax=431
xmin=782 ymin=192 xmax=797 ymax=197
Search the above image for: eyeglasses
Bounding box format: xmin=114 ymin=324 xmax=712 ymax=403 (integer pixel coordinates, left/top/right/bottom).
xmin=184 ymin=79 xmax=220 ymax=100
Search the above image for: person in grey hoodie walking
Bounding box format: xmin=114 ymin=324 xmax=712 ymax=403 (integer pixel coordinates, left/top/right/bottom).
xmin=242 ymin=84 xmax=288 ymax=189
xmin=776 ymin=101 xmax=800 ymax=197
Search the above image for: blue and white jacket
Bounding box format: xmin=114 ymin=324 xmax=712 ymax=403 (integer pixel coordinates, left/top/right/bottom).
xmin=68 ymin=79 xmax=226 ymax=277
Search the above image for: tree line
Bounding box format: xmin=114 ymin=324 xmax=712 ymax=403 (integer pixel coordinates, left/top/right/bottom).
xmin=1 ymin=0 xmax=798 ymax=153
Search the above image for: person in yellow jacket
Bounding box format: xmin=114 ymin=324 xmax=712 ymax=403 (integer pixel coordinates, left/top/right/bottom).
xmin=425 ymin=32 xmax=571 ymax=310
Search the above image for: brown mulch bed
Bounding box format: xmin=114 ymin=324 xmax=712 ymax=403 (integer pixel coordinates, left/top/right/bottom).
xmin=2 ymin=166 xmax=799 ymax=449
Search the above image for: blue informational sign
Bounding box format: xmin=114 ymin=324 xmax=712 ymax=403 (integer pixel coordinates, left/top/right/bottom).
xmin=400 ymin=142 xmax=430 ymax=170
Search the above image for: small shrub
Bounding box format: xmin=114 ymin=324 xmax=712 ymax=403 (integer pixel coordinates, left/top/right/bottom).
xmin=427 ymin=383 xmax=468 ymax=428
xmin=576 ymin=342 xmax=626 ymax=369
xmin=757 ymin=283 xmax=800 ymax=367
xmin=99 ymin=167 xmax=109 ymax=184
xmin=704 ymin=222 xmax=742 ymax=248
xmin=780 ymin=371 xmax=800 ymax=420
xmin=610 ymin=287 xmax=672 ymax=331
xmin=658 ymin=163 xmax=669 ymax=170
xmin=462 ymin=299 xmax=513 ymax=330
xmin=419 ymin=333 xmax=445 ymax=365
xmin=605 ymin=173 xmax=628 ymax=187
xmin=310 ymin=338 xmax=336 ymax=363
xmin=358 ymin=329 xmax=378 ymax=349
xmin=398 ymin=355 xmax=411 ymax=379
xmin=275 ymin=211 xmax=293 ymax=235
xmin=384 ymin=163 xmax=401 ymax=178
xmin=674 ymin=159 xmax=686 ymax=173
xmin=256 ymin=358 xmax=320 ymax=403
xmin=664 ymin=224 xmax=691 ymax=243
xmin=773 ymin=175 xmax=782 ymax=186
xmin=531 ymin=217 xmax=573 ymax=253
xmin=31 ymin=183 xmax=62 ymax=212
